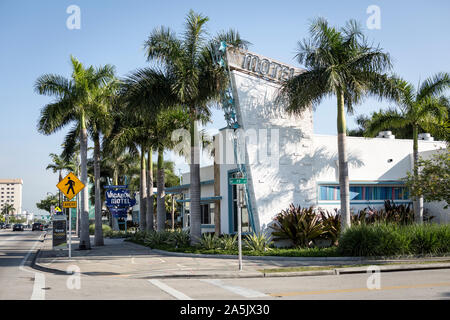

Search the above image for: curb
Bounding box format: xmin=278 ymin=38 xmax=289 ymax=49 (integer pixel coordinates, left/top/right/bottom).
xmin=30 ymin=231 xmax=46 ymax=268
xmin=149 ymin=248 xmax=365 ymax=262
xmin=31 ymin=231 xmax=70 ymax=275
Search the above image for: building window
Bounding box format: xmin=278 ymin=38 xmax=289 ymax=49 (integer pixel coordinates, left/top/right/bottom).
xmin=200 ymin=203 xmax=214 ymax=225
xmin=318 ymin=184 xmax=409 ymax=201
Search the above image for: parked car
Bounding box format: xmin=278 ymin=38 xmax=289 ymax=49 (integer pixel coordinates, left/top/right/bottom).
xmin=0 ymin=222 xmax=5 ymax=229
xmin=32 ymin=223 xmax=44 ymax=231
xmin=13 ymin=224 xmax=24 ymax=231
xmin=5 ymin=224 xmax=11 ymax=229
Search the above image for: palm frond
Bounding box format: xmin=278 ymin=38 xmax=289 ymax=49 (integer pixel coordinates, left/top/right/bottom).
xmin=417 ymin=72 xmax=450 ymax=102
xmin=364 ymin=108 xmax=409 ymax=137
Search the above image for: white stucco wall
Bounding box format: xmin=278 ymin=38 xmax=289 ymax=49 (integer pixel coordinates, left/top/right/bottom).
xmin=312 ymin=135 xmax=448 ymax=215
xmin=230 ymin=70 xmax=315 ymax=232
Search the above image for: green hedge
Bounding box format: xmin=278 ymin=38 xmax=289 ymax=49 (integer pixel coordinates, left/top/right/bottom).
xmin=89 ymin=223 xmax=112 ymax=235
xmin=338 ymin=223 xmax=450 ymax=256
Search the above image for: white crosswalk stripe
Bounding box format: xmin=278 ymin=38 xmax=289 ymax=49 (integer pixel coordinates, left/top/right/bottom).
xmin=201 ymin=279 xmax=268 ymax=298
xmin=148 ymin=279 xmax=193 ymax=300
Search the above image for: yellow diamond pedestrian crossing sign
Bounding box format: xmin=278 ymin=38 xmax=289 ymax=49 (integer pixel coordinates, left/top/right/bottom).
xmin=56 ymin=172 xmax=85 ymax=200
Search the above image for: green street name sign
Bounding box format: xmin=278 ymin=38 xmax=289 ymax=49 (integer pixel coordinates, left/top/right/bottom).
xmin=229 ymin=178 xmax=247 ymax=185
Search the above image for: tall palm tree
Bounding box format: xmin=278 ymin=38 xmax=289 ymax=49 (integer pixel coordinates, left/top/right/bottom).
xmin=364 ymin=73 xmax=450 ymax=222
xmin=36 ymin=55 xmax=115 ymax=249
xmin=60 ymin=78 xmax=118 ymax=245
xmin=144 ymin=9 xmax=249 ymax=243
xmin=107 ymin=68 xmax=171 ymax=231
xmin=152 ymin=107 xmax=190 ymax=231
xmin=104 ymin=103 xmax=148 ymax=231
xmin=279 ymin=18 xmax=399 ymax=231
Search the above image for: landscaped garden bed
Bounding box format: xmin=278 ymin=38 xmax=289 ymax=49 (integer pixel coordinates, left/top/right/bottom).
xmin=125 ymin=201 xmax=450 ymax=258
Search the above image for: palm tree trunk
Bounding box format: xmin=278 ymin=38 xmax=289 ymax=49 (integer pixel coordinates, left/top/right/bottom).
xmin=337 ymin=89 xmax=351 ymax=232
xmin=171 ymin=195 xmax=175 ymax=230
xmin=139 ymin=146 xmax=147 ymax=231
xmin=189 ymin=116 xmax=201 ymax=244
xmin=58 ymin=171 xmax=62 ymax=208
xmin=146 ymin=147 xmax=154 ymax=231
xmin=79 ymin=112 xmax=91 ymax=250
xmin=412 ymin=125 xmax=423 ymax=223
xmin=93 ymin=135 xmax=104 ymax=246
xmin=214 ymin=160 xmax=221 ymax=235
xmin=157 ymin=146 xmax=166 ymax=231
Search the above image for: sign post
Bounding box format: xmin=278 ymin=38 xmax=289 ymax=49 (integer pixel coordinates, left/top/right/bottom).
xmin=56 ymin=172 xmax=85 ymax=258
xmin=229 ymin=172 xmax=246 ymax=271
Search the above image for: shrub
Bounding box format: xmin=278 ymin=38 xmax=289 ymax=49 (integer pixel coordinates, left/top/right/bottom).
xmin=408 ymin=224 xmax=450 ymax=255
xmin=89 ymin=224 xmax=112 ymax=236
xmin=270 ymin=204 xmax=325 ymax=247
xmin=130 ymin=231 xmax=147 ymax=243
xmin=106 ymin=230 xmax=133 ymax=238
xmin=244 ymin=232 xmax=273 ymax=252
xmin=199 ymin=233 xmax=220 ymax=250
xmin=338 ymin=223 xmax=450 ymax=256
xmin=218 ymin=234 xmax=238 ymax=251
xmin=318 ymin=209 xmax=340 ymax=245
xmin=168 ymin=229 xmax=191 ymax=248
xmin=144 ymin=231 xmax=173 ymax=247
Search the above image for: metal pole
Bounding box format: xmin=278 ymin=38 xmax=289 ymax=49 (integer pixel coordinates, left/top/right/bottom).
xmin=68 ymin=207 xmax=72 ymax=258
xmin=237 ymin=184 xmax=243 ymax=271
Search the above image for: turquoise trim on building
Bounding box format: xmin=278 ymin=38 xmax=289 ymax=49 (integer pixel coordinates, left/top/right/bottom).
xmin=316 ymin=180 xmax=411 ymax=206
xmin=176 ymin=196 xmax=222 ymax=203
xmin=165 ymin=180 xmax=215 ymax=193
xmin=317 ymin=180 xmax=406 ymax=185
xmin=318 ymin=200 xmax=413 ymax=205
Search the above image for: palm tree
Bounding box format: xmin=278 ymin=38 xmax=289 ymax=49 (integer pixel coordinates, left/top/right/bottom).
xmin=1 ymin=203 xmax=15 ymax=224
xmin=279 ymin=18 xmax=399 ymax=231
xmin=107 ymin=68 xmax=170 ymax=232
xmin=60 ymin=77 xmax=118 ymax=245
xmin=104 ymin=103 xmax=148 ymax=231
xmin=364 ymin=73 xmax=450 ymax=222
xmin=46 ymin=153 xmax=77 ymax=207
xmin=144 ymin=9 xmax=249 ymax=243
xmin=36 ymin=55 xmax=115 ymax=249
xmin=152 ymin=107 xmax=190 ymax=231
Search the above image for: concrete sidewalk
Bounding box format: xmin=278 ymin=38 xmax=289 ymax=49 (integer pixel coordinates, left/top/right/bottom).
xmin=33 ymin=232 xmax=450 ymax=279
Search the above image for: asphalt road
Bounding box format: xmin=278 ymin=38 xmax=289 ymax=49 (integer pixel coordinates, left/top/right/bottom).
xmin=1 ymin=229 xmax=449 ymax=300
xmin=0 ymin=228 xmax=45 ymax=299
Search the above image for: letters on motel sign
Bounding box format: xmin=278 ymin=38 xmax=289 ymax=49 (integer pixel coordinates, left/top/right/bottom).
xmin=226 ymin=47 xmax=302 ymax=82
xmin=105 ymin=188 xmax=136 ymax=208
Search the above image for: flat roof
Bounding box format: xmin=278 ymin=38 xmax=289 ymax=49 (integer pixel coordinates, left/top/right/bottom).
xmin=0 ymin=179 xmax=23 ymax=184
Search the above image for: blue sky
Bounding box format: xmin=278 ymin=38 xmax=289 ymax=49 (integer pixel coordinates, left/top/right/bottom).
xmin=1 ymin=0 xmax=449 ymax=216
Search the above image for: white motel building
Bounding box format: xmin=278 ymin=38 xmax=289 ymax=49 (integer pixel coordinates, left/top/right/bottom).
xmin=165 ymin=47 xmax=449 ymax=235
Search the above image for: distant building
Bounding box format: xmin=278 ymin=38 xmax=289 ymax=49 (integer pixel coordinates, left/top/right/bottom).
xmin=0 ymin=179 xmax=23 ymax=216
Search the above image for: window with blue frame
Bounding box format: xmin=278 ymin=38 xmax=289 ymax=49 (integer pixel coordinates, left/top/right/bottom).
xmin=319 ymin=184 xmax=409 ymax=201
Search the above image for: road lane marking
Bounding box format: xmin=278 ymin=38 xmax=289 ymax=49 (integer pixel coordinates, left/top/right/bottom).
xmin=18 ymin=233 xmax=43 ymax=271
xmin=31 ymin=273 xmax=46 ymax=300
xmin=18 ymin=232 xmax=46 ymax=300
xmin=201 ymin=279 xmax=268 ymax=298
xmin=0 ymin=234 xmax=20 ymax=246
xmin=148 ymin=279 xmax=193 ymax=300
xmin=269 ymin=282 xmax=450 ymax=297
